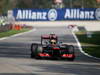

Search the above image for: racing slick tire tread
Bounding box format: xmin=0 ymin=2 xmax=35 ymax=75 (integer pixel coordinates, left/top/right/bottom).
xmin=35 ymin=45 xmax=43 ymax=59
xmin=68 ymin=45 xmax=75 ymax=54
xmin=31 ymin=43 xmax=38 ymax=58
xmin=67 ymin=45 xmax=75 ymax=61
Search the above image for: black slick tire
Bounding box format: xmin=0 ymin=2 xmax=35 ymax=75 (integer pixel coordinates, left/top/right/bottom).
xmin=31 ymin=43 xmax=38 ymax=58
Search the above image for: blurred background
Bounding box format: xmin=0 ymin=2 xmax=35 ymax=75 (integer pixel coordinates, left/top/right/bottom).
xmin=0 ymin=0 xmax=100 ymax=32
xmin=0 ymin=0 xmax=100 ymax=15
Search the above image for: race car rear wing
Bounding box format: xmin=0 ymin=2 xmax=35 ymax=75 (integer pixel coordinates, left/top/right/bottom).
xmin=41 ymin=34 xmax=58 ymax=44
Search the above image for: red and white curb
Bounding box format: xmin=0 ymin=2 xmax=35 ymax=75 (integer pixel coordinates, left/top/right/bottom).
xmin=71 ymin=30 xmax=100 ymax=60
xmin=0 ymin=28 xmax=36 ymax=41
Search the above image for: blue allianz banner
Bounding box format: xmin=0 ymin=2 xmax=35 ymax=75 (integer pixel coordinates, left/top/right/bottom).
xmin=13 ymin=8 xmax=100 ymax=21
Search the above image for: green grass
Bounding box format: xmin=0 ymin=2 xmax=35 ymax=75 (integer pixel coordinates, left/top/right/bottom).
xmin=76 ymin=31 xmax=100 ymax=58
xmin=0 ymin=28 xmax=30 ymax=38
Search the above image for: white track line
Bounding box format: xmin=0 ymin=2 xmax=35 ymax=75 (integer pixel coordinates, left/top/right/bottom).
xmin=71 ymin=30 xmax=100 ymax=60
xmin=0 ymin=28 xmax=36 ymax=41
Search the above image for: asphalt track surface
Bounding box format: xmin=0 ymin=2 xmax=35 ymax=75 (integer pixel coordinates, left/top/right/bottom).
xmin=0 ymin=27 xmax=100 ymax=75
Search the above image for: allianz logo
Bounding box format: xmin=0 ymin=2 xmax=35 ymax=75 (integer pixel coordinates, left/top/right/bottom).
xmin=64 ymin=9 xmax=94 ymax=19
xmin=16 ymin=10 xmax=47 ymax=20
xmin=16 ymin=9 xmax=57 ymax=21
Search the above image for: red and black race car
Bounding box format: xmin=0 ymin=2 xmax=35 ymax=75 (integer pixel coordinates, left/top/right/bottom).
xmin=31 ymin=34 xmax=75 ymax=61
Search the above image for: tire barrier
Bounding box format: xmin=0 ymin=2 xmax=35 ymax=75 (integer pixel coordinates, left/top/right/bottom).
xmin=0 ymin=24 xmax=33 ymax=32
xmin=0 ymin=24 xmax=12 ymax=32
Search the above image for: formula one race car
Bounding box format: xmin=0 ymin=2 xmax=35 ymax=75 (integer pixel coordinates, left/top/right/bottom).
xmin=31 ymin=34 xmax=75 ymax=61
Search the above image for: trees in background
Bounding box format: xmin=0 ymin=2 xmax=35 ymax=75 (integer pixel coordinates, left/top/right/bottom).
xmin=64 ymin=0 xmax=97 ymax=8
xmin=0 ymin=0 xmax=99 ymax=15
xmin=16 ymin=0 xmax=52 ymax=8
xmin=0 ymin=0 xmax=17 ymax=15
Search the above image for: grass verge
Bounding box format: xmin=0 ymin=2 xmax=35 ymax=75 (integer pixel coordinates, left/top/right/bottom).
xmin=0 ymin=28 xmax=30 ymax=38
xmin=75 ymin=31 xmax=100 ymax=58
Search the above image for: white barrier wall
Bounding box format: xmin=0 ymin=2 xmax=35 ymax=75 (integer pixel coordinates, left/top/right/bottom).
xmin=15 ymin=21 xmax=100 ymax=31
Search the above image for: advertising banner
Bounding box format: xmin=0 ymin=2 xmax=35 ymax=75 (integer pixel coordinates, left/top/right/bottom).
xmin=13 ymin=8 xmax=100 ymax=21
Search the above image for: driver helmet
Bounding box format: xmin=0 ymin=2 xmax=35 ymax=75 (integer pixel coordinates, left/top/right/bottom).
xmin=50 ymin=39 xmax=56 ymax=44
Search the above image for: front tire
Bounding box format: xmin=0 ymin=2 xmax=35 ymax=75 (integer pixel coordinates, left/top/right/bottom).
xmin=68 ymin=45 xmax=74 ymax=54
xmin=67 ymin=45 xmax=75 ymax=61
xmin=35 ymin=45 xmax=43 ymax=59
xmin=31 ymin=43 xmax=38 ymax=58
